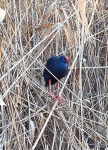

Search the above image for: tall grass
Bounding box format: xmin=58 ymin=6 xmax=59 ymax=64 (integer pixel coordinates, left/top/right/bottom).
xmin=0 ymin=0 xmax=108 ymax=149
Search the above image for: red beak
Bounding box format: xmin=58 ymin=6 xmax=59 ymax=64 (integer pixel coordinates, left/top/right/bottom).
xmin=65 ymin=56 xmax=70 ymax=65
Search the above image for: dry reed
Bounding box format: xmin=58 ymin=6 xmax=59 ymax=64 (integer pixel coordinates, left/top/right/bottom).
xmin=0 ymin=0 xmax=108 ymax=150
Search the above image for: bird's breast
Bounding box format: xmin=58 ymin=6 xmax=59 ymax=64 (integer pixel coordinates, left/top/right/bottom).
xmin=52 ymin=63 xmax=68 ymax=78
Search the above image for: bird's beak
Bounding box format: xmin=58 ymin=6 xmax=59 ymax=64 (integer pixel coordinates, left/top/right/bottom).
xmin=65 ymin=56 xmax=70 ymax=65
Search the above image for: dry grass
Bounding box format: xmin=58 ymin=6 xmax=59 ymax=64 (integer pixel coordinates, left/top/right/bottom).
xmin=0 ymin=0 xmax=108 ymax=150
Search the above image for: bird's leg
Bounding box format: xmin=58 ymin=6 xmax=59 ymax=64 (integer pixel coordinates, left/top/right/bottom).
xmin=56 ymin=81 xmax=60 ymax=97
xmin=55 ymin=82 xmax=66 ymax=105
xmin=48 ymin=80 xmax=66 ymax=105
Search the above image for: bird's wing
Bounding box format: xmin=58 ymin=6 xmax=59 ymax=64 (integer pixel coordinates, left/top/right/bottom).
xmin=46 ymin=56 xmax=59 ymax=67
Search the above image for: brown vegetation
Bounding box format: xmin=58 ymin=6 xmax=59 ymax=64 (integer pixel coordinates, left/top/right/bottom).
xmin=0 ymin=0 xmax=108 ymax=149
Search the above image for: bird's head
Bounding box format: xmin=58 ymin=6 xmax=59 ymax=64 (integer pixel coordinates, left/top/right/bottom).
xmin=60 ymin=55 xmax=69 ymax=64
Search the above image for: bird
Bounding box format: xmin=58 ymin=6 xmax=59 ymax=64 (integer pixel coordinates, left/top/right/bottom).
xmin=43 ymin=55 xmax=69 ymax=104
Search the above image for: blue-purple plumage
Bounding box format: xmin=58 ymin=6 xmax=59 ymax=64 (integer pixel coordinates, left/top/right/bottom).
xmin=43 ymin=55 xmax=69 ymax=87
